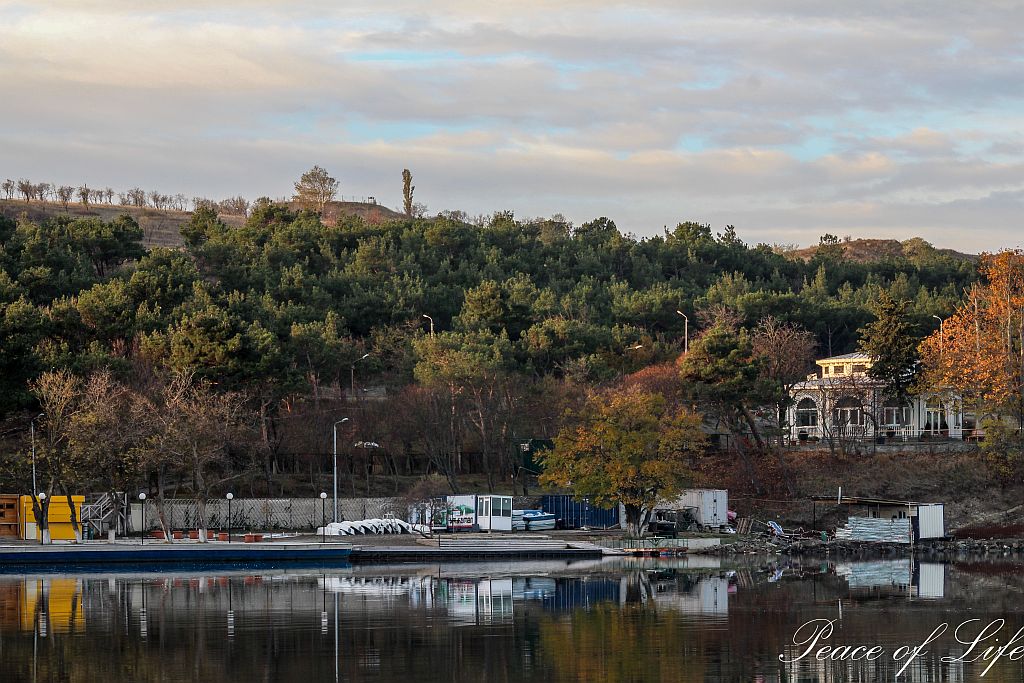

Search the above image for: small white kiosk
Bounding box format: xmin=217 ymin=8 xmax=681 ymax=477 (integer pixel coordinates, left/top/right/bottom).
xmin=476 ymin=495 xmax=513 ymax=531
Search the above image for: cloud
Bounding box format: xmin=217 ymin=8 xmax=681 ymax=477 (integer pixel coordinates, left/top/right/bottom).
xmin=1 ymin=1 xmax=1023 ymax=251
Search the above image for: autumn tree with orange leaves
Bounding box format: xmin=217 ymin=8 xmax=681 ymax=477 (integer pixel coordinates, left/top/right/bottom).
xmin=919 ymin=250 xmax=1024 ymax=428
xmin=539 ymin=384 xmax=706 ymax=537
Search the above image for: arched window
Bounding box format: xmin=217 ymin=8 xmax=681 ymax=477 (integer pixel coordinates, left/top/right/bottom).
xmin=925 ymin=398 xmax=948 ymax=434
xmin=796 ymin=398 xmax=818 ymax=428
xmin=882 ymin=400 xmax=911 ymax=427
xmin=834 ymin=396 xmax=863 ymax=426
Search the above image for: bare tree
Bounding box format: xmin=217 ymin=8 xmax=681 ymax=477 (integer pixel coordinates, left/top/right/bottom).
xmin=56 ymin=185 xmax=75 ymax=210
xmin=28 ymin=370 xmax=85 ymax=541
xmin=293 ymin=165 xmax=339 ymax=214
xmin=17 ymin=179 xmax=33 ymax=201
xmin=77 ymin=185 xmax=91 ymax=207
xmin=218 ymin=195 xmax=250 ymax=216
xmin=126 ymin=187 xmax=146 ymax=207
xmin=1 ymin=179 xmax=13 ymax=200
xmin=192 ymin=197 xmax=215 ymax=212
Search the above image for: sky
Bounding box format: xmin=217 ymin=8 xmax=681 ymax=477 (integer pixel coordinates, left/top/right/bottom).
xmin=2 ymin=1 xmax=1023 ymax=252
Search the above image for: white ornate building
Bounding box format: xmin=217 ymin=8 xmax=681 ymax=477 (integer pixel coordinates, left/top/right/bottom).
xmin=786 ymin=352 xmax=972 ymax=443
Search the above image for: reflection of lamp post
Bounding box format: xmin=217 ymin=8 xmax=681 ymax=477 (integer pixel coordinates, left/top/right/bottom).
xmin=37 ymin=492 xmax=46 ymax=545
xmin=333 ymin=418 xmax=349 ymax=523
xmin=320 ymin=492 xmax=328 ymax=543
xmin=139 ymin=493 xmax=147 ymax=546
xmin=226 ymin=493 xmax=234 ymax=542
xmin=676 ymin=310 xmax=689 ymax=354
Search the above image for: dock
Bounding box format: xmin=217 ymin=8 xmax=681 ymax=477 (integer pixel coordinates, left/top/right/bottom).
xmin=0 ymin=542 xmax=354 ymax=570
xmin=0 ymin=536 xmax=606 ymax=569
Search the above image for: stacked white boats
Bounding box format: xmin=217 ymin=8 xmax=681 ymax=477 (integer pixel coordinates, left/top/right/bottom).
xmin=317 ymin=518 xmax=431 ymax=536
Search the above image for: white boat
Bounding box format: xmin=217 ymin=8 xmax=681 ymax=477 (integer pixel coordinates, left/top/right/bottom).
xmin=522 ymin=510 xmax=556 ymax=531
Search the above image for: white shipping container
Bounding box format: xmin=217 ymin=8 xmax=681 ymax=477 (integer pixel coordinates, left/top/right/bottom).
xmin=677 ymin=489 xmax=729 ymax=529
xmin=916 ymin=504 xmax=944 ymax=540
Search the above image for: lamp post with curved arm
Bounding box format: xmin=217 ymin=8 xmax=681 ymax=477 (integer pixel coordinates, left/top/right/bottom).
xmin=676 ymin=310 xmax=689 ymax=354
xmin=333 ymin=418 xmax=349 ymax=522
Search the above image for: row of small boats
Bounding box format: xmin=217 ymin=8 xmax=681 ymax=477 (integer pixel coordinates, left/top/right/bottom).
xmin=317 ymin=518 xmax=431 ymax=536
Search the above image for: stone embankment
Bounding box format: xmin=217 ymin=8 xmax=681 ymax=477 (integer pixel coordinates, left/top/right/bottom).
xmin=694 ymin=535 xmax=1024 ymax=557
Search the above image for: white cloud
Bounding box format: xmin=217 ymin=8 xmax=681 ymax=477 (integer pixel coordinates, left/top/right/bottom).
xmin=1 ymin=1 xmax=1023 ymax=251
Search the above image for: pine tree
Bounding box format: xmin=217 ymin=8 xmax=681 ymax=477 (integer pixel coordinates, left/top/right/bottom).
xmin=858 ymin=291 xmax=920 ymax=400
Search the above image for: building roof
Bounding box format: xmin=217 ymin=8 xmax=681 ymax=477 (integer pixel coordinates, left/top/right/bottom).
xmin=818 ymin=352 xmax=872 ymax=362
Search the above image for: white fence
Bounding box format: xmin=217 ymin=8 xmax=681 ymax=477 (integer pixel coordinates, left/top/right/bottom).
xmin=136 ymin=497 xmax=405 ymax=531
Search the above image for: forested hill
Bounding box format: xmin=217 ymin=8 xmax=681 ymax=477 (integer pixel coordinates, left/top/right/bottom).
xmin=0 ymin=202 xmax=977 ymax=415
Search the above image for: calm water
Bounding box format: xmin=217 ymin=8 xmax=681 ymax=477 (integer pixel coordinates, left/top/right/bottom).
xmin=3 ymin=556 xmax=1024 ymax=682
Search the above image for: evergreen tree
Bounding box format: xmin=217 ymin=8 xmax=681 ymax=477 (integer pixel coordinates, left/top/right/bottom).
xmin=858 ymin=291 xmax=920 ymax=401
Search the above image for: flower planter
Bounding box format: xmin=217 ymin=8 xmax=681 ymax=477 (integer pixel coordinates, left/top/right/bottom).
xmin=188 ymin=530 xmax=200 ymax=540
xmin=244 ymin=533 xmax=264 ymax=543
xmin=172 ymin=531 xmax=183 ymax=540
xmin=218 ymin=532 xmax=229 ymax=542
xmin=207 ymin=530 xmax=215 ymax=540
xmin=151 ymin=530 xmax=165 ymax=540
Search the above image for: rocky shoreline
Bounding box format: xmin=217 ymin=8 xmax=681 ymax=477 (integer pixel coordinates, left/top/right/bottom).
xmin=693 ymin=535 xmax=1024 ymax=558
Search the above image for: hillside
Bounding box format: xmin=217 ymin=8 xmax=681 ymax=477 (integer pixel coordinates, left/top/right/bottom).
xmin=0 ymin=198 xmax=406 ymax=248
xmin=786 ymin=237 xmax=977 ymax=263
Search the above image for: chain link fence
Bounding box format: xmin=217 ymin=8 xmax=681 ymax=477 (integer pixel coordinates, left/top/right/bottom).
xmin=139 ymin=497 xmax=405 ymax=531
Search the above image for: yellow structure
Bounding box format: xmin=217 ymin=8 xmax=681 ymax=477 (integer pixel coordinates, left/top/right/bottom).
xmin=19 ymin=495 xmax=84 ymax=541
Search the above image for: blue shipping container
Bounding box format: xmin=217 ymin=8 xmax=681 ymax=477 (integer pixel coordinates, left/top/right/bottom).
xmin=540 ymin=495 xmax=619 ymax=529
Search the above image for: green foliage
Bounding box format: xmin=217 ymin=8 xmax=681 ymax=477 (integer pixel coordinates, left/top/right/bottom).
xmin=0 ymin=205 xmax=978 ymax=427
xmin=858 ymin=291 xmax=921 ymax=400
xmin=979 ymin=419 xmax=1024 ymax=482
xmin=539 ymin=387 xmax=706 ymax=536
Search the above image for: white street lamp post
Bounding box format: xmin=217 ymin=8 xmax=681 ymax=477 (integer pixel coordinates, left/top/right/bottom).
xmin=332 ymin=418 xmax=349 ymax=522
xmin=422 ymin=314 xmax=434 ymax=337
xmin=37 ymin=491 xmax=46 ymax=545
xmin=350 ymin=353 xmax=370 ymax=397
xmin=30 ymin=413 xmax=44 ymax=498
xmin=139 ymin=492 xmax=147 ymax=545
xmin=932 ymin=315 xmax=944 ymax=359
xmin=226 ymin=493 xmax=234 ymax=542
xmin=319 ymin=492 xmax=328 ymax=543
xmin=676 ymin=310 xmax=689 ymax=354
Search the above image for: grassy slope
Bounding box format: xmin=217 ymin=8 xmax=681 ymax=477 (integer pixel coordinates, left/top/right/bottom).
xmin=786 ymin=237 xmax=977 ymax=263
xmin=704 ymin=447 xmax=1016 ymax=532
xmin=0 ymin=198 xmax=406 ymax=249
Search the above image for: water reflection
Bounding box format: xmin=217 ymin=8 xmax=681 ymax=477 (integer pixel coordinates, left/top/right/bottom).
xmin=0 ymin=559 xmax=1022 ymax=682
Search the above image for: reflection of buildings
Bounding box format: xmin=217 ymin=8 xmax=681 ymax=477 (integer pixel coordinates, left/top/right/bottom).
xmin=836 ymin=560 xmax=945 ymax=599
xmin=0 ymin=578 xmax=84 ymax=634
